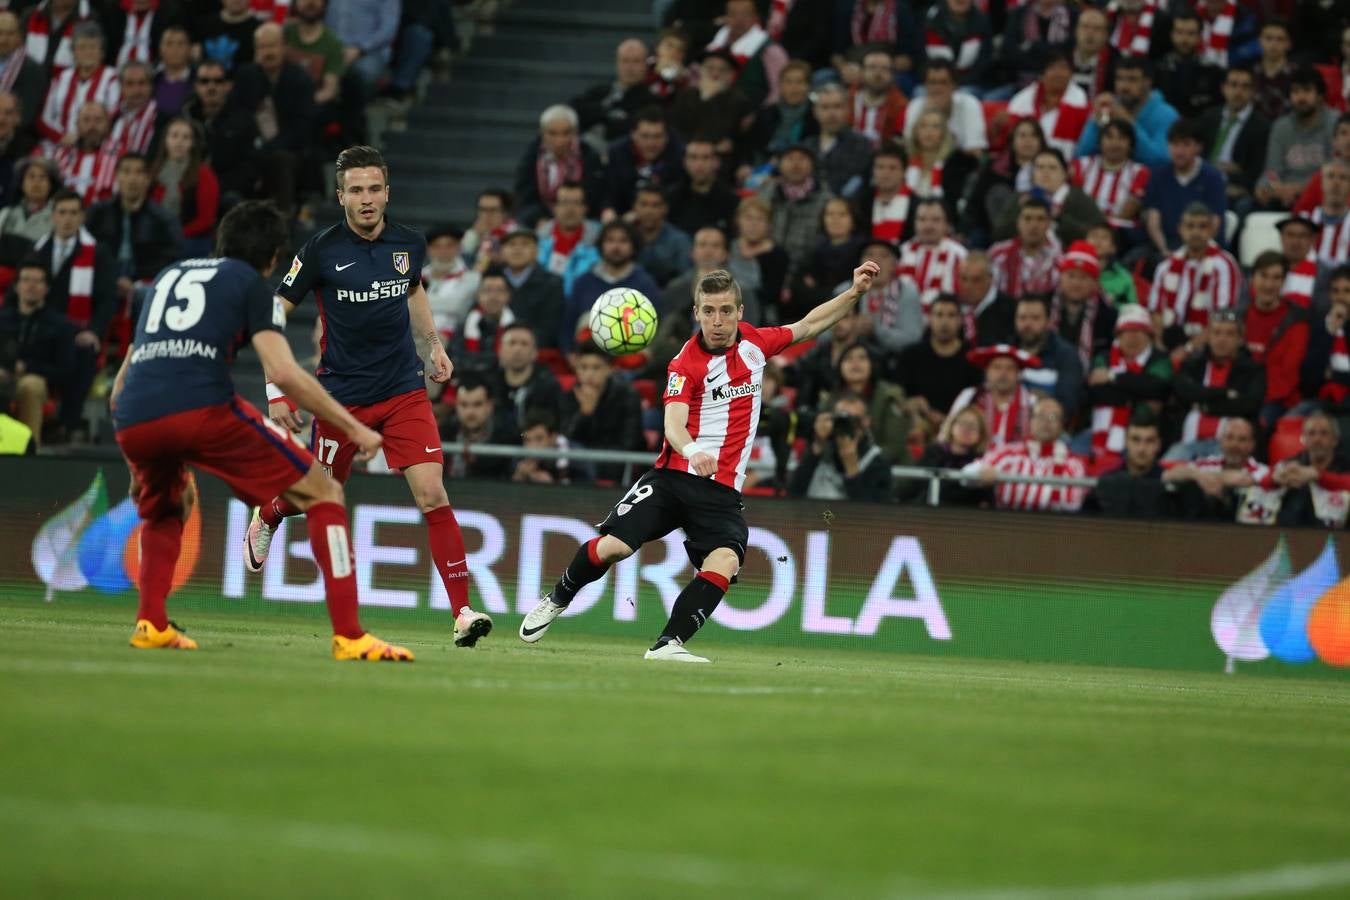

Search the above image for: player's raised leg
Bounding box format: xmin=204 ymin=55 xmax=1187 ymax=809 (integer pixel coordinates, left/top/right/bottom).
xmin=520 ymin=534 xmax=635 ymax=642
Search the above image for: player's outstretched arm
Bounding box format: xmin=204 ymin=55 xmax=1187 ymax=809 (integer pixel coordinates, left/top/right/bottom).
xmin=664 ymin=401 xmax=717 ymax=477
xmin=252 ymin=331 xmax=383 ymax=461
xmin=407 ymin=282 xmax=452 ymax=383
xmin=786 ymin=261 xmax=880 ymax=345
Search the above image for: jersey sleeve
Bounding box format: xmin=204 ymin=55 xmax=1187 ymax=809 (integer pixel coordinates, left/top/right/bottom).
xmin=748 ymin=324 xmax=795 ymax=358
xmin=408 ymin=231 xmax=428 ymax=284
xmin=275 ymin=236 xmax=320 ymax=306
xmin=245 ymin=271 xmax=287 ymax=339
xmin=664 ymin=357 xmax=694 ymax=406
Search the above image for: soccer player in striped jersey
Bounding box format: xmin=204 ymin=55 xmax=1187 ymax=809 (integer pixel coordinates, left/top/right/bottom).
xmin=519 ymin=261 xmax=880 ymax=662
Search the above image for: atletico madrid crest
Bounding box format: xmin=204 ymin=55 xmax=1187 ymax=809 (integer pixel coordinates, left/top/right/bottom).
xmin=392 ymin=251 xmax=410 ymax=275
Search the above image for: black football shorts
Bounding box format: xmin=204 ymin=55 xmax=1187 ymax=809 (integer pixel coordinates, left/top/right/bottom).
xmin=598 ymin=467 xmax=748 ymax=573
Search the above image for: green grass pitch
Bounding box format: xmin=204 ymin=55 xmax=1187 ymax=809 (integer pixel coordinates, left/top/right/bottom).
xmin=2 ymin=600 xmax=1349 ymax=899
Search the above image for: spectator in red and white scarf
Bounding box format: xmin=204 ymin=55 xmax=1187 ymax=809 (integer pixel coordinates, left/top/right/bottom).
xmin=1300 ymin=266 xmax=1350 ymax=417
xmin=1070 ymin=7 xmax=1114 ymax=102
xmin=1166 ymin=310 xmax=1265 ymax=462
xmin=989 ymin=197 xmax=1063 ymax=298
xmin=923 ymin=0 xmax=994 ymax=94
xmin=0 ymin=11 xmax=47 ymax=135
xmin=50 ymin=100 xmax=121 ymax=205
xmin=852 ymin=237 xmax=924 ymax=354
xmin=148 ymin=116 xmax=220 ymax=257
xmin=1307 ymin=159 xmax=1350 ymax=267
xmin=1007 ymin=52 xmax=1089 ymax=159
xmin=38 ymin=22 xmax=120 ymax=145
xmin=108 ymin=0 xmax=171 ymax=68
xmin=1147 ymin=203 xmax=1241 ymax=356
xmin=514 ymin=104 xmax=604 ymax=228
xmin=109 ymin=60 xmax=159 ymax=155
xmin=1195 ymin=0 xmax=1260 ymax=70
xmin=1084 ymin=304 xmax=1171 ymax=467
xmin=847 ymin=46 xmax=908 ymax=150
xmin=964 ymin=396 xmax=1088 ymax=512
xmin=449 ymin=271 xmax=517 ymax=377
xmin=23 ymin=0 xmax=93 ymax=74
xmin=903 ymin=107 xmax=979 ymax=218
xmin=1245 ymin=250 xmax=1310 ymax=429
xmin=1277 ymin=216 xmax=1322 ymax=310
xmin=1072 ymin=120 xmax=1148 ymax=231
xmin=1000 ymin=0 xmax=1077 ymax=93
xmin=899 ymin=198 xmax=966 ymax=313
xmin=1162 ymin=417 xmax=1269 ymax=520
xmin=854 ymin=144 xmax=909 ymax=243
xmin=947 ymin=343 xmax=1041 ymax=448
xmin=1106 ymin=0 xmax=1165 ymax=60
xmin=1052 ymin=239 xmax=1117 ymax=371
xmin=647 ymin=29 xmax=690 ymax=108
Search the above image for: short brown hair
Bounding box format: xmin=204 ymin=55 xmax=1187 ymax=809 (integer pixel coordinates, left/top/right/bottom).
xmin=694 ymin=269 xmax=742 ymax=307
xmin=336 ymin=145 xmax=389 ymax=188
xmin=1252 ymin=249 xmax=1288 ymax=275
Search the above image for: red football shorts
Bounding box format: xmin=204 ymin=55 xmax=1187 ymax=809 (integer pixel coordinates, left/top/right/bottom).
xmin=116 ymin=396 xmax=315 ymax=520
xmin=309 ymin=387 xmax=443 ymax=481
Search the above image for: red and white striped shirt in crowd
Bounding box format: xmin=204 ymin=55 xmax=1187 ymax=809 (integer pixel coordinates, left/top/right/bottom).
xmin=1147 ymin=242 xmax=1241 ymax=336
xmin=38 ymin=65 xmax=119 ymax=143
xmin=1007 ymin=80 xmax=1090 ymax=159
xmin=1310 ymin=207 xmax=1350 ymax=265
xmin=1197 ymin=0 xmax=1237 ymax=68
xmin=899 ymin=236 xmax=965 ymax=312
xmin=1109 ymin=1 xmax=1157 ymax=57
xmin=948 ymin=384 xmax=1036 ymax=449
xmin=24 ymin=0 xmax=94 ymax=73
xmin=51 ymin=141 xmax=120 ymax=205
xmin=1282 ymin=250 xmax=1318 ymax=309
xmin=1179 ymin=357 xmax=1238 ymax=442
xmin=989 ymin=236 xmax=1063 ymax=297
xmin=925 ymin=29 xmax=984 ymax=78
xmin=1071 ymin=155 xmax=1149 ymax=228
xmin=458 ymin=305 xmax=515 ymax=354
xmin=871 ymin=190 xmax=910 ymax=243
xmin=967 ymin=440 xmax=1088 ymax=512
xmin=115 ymin=4 xmax=158 ymax=66
xmin=657 ymin=321 xmax=795 ymax=492
xmin=108 ymin=100 xmax=158 ymax=155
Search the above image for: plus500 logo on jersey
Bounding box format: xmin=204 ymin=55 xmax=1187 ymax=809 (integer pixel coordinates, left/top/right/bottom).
xmin=336 ymin=279 xmax=411 ymax=303
xmin=710 ymin=381 xmax=760 ymax=402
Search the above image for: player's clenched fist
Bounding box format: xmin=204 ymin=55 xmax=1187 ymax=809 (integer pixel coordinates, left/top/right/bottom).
xmin=852 ymin=260 xmax=880 ymax=295
xmin=690 ymin=451 xmax=717 ymax=477
xmin=269 ymin=399 xmax=305 ymax=433
xmin=428 ymin=344 xmax=453 ymax=383
xmin=351 ymin=425 xmax=384 ymax=462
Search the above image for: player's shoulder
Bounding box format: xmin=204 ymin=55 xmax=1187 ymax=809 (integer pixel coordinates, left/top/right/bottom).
xmin=381 ymin=220 xmax=427 ymax=248
xmin=737 ymin=320 xmax=790 ymax=350
xmin=298 ymin=222 xmax=349 ymax=256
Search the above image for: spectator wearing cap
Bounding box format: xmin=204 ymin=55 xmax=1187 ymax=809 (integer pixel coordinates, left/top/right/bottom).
xmin=898 ymin=198 xmax=966 ymax=314
xmin=922 ymin=0 xmax=995 ymax=96
xmin=804 ymin=83 xmax=872 ymax=199
xmin=1076 ymin=57 xmax=1179 ymax=170
xmin=1052 ymin=240 xmax=1117 ymax=371
xmin=561 ymin=221 xmax=660 ymax=352
xmin=1086 ymin=416 xmax=1175 ymax=518
xmin=1306 ymin=159 xmax=1350 ymax=267
xmin=848 ymin=45 xmax=907 ymax=149
xmin=498 ymin=227 xmax=564 ymax=352
xmin=536 ymin=181 xmax=601 ymax=297
xmin=515 ymin=105 xmax=605 ymax=228
xmin=1141 ymin=120 xmax=1227 ymax=269
xmin=963 ymin=396 xmax=1089 ymax=513
xmin=896 ymin=293 xmax=982 ymax=432
xmin=1162 ymin=417 xmax=1269 ymax=522
xmin=1014 ymin=293 xmax=1084 ymax=419
xmin=423 ymin=224 xmax=480 ymax=340
xmin=703 ymin=0 xmax=788 ymax=110
xmin=758 ymin=144 xmax=831 ymax=292
xmin=570 ymin=39 xmax=652 ymax=145
xmin=989 ymin=197 xmax=1062 ymax=298
xmin=1244 ymin=250 xmax=1309 ymax=430
xmin=902 ymin=60 xmax=988 ymax=155
xmin=1166 ymin=311 xmax=1265 ymax=462
xmin=1256 ymin=67 xmax=1338 ymax=211
xmin=1147 ymin=204 xmax=1241 ymax=357
xmin=1277 ymin=216 xmax=1323 ymax=311
xmin=727 ymin=196 xmax=788 ymax=325
xmin=602 ymin=107 xmax=683 ymax=220
xmin=669 ymin=49 xmax=753 ymax=162
xmin=946 ymin=344 xmax=1042 ymax=448
xmin=631 ymin=184 xmax=692 ymax=288
xmin=955 ymin=250 xmax=1016 ymax=346
xmin=1198 ymin=67 xmax=1270 ymax=208
xmin=1007 ymin=53 xmax=1090 ymax=160
xmin=853 ymin=237 xmax=924 ymax=355
xmin=1082 ymin=304 xmax=1172 ymax=464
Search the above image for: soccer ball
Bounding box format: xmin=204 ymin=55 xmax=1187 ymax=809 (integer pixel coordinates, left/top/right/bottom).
xmin=589 ymin=288 xmax=658 ymax=355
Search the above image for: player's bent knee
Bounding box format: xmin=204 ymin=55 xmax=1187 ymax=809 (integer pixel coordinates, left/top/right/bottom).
xmin=596 ymin=534 xmax=635 ymax=562
xmin=285 ymin=465 xmax=343 ymax=510
xmin=702 ymin=547 xmax=741 ymax=578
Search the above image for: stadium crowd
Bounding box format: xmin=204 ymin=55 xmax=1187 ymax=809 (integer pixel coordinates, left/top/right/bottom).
xmin=6 ymin=0 xmax=1350 ymax=530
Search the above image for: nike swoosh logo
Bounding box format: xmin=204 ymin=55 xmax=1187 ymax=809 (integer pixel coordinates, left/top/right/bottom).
xmin=521 ymin=622 xmax=550 ymax=636
xmin=425 ymin=445 xmax=439 ymax=453
xmin=336 ymin=262 xmax=356 ymax=271
xmin=706 ymin=373 xmax=718 ymax=383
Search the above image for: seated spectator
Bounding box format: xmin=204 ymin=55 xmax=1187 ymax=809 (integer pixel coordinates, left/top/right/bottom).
xmin=1154 ymin=11 xmax=1222 ymax=120
xmin=632 ymin=184 xmax=692 ymax=288
xmin=703 ymin=0 xmax=787 ymax=109
xmin=946 ymin=343 xmax=1041 ymax=447
xmin=0 ymin=371 xmax=35 ymax=453
xmin=854 ymin=145 xmax=909 ymax=242
xmin=1276 ymin=215 xmax=1320 ymax=310
xmin=50 ymin=101 xmax=119 ymax=206
xmin=491 ymin=322 xmax=562 ymax=430
xmin=1199 ymin=67 xmax=1270 ymax=208
xmin=1014 ymin=293 xmax=1084 ymax=419
xmin=1071 ymin=120 xmax=1149 ymax=232
xmin=559 ymin=342 xmax=644 ymax=481
xmin=923 ymin=0 xmax=994 ymax=95
xmin=1301 ymin=266 xmax=1350 ymax=416
xmin=1001 ymin=0 xmax=1077 ymax=93
xmin=1245 ymin=250 xmax=1309 ymax=429
xmin=788 ymin=390 xmax=893 ymax=501
xmin=604 ymin=107 xmax=682 ymax=219
xmin=562 ymin=221 xmax=661 ymax=350
xmin=989 ymin=197 xmax=1062 ymax=296
xmin=847 ymin=0 xmax=921 ymax=84
xmin=0 ymin=91 xmax=33 ymax=197
xmin=1086 ymin=223 xmax=1139 ymax=308
xmin=896 ymin=294 xmax=982 ymax=433
xmin=669 ymin=49 xmax=752 ymax=162
xmin=22 ymin=0 xmax=95 ymax=73
xmin=902 ymin=405 xmax=992 ymax=506
xmin=903 ymin=60 xmax=988 ymax=155
xmin=284 ymin=0 xmax=344 ymax=107
xmin=232 ymin=23 xmax=316 ymax=217
xmin=853 ymin=238 xmax=924 ymax=354
xmin=1052 ymin=240 xmax=1117 ymax=370
xmin=795 ymin=197 xmax=864 ymax=313
xmin=899 ymin=198 xmax=966 ymax=312
xmin=182 ymin=60 xmax=260 ymax=201
xmin=791 ymin=307 xmax=878 ymax=416
xmin=109 ymin=60 xmax=159 ymax=157
xmin=38 ymin=21 xmax=118 ymax=146
xmin=904 ymin=108 xmax=979 ymax=217
xmin=324 ymin=0 xmax=397 ymax=100
xmin=513 ymin=410 xmax=581 ymax=486
xmin=439 ymin=376 xmax=518 ymax=480
xmin=963 ymin=118 xmax=1047 ymax=246
xmin=1267 ymin=412 xmax=1350 ymax=527
xmin=667 ymin=138 xmax=740 ymax=236
xmin=0 ymin=12 xmax=46 ymax=135
xmin=1147 ymin=204 xmax=1240 ymax=355
xmin=1309 ymin=159 xmax=1350 ymax=267
xmin=570 ymin=38 xmax=651 ymax=145
xmin=1166 ymin=310 xmax=1265 ymax=461
xmin=727 ymin=196 xmax=788 ymax=325
xmin=825 ymin=341 xmax=912 ymax=464
xmin=105 ymin=1 xmax=167 ymax=66
xmin=743 ymin=361 xmax=795 ymax=491
xmin=848 ymin=45 xmax=907 ymax=149
xmin=994 ymin=148 xmax=1103 ymax=244
xmin=646 ymin=28 xmax=691 ymax=107
xmin=1196 ymin=0 xmax=1259 ymax=68
xmin=461 ymin=187 xmax=514 ymax=269
xmin=191 ymin=0 xmax=260 ymax=72
xmin=965 ymin=395 xmax=1088 ymax=512
xmin=0 ymin=260 xmax=74 ymax=446
xmin=1163 ymin=417 xmax=1269 ymax=520
xmin=804 ymin=83 xmax=872 ymax=198
xmin=536 ymin=181 xmax=600 ymax=297
xmin=1008 ymin=52 xmax=1088 ymax=159
xmin=1069 ymin=7 xmax=1113 ymax=102
xmin=1142 ymin=121 xmax=1226 ymax=266
xmin=1299 ymin=3 xmax=1346 ymax=72
xmin=0 ymin=158 xmax=58 ymax=243
xmin=1106 ymin=0 xmax=1168 ymax=61
xmin=515 ymin=104 xmax=604 ymax=227
xmin=1076 ymin=58 xmax=1178 ymax=170
xmin=1087 ymin=416 xmax=1175 ymax=518
xmin=86 ymin=153 xmax=181 ymax=306
xmin=955 ymin=250 xmax=1016 ymax=345
xmin=758 ymin=144 xmax=830 ymax=293
xmin=1084 ymin=305 xmax=1172 ymax=464
xmin=154 ymin=25 xmax=193 ymax=118
xmin=749 ymin=59 xmax=815 ymax=161
xmin=1252 ymin=18 xmax=1294 ymax=122
xmin=1255 ymin=67 xmax=1337 ymax=211
xmin=498 ymin=227 xmax=564 ymax=350
xmin=647 ymin=226 xmax=735 ymax=376
xmin=149 ymin=117 xmax=221 ymax=258
xmin=423 ymin=224 xmax=479 ymax=340
xmin=449 ymin=270 xmax=515 ymax=377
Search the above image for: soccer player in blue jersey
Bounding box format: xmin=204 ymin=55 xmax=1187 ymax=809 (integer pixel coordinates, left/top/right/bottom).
xmin=245 ymin=146 xmax=492 ymax=647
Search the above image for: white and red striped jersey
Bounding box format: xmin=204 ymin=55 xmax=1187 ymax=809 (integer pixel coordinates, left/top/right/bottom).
xmin=1311 ymin=208 xmax=1350 ymax=265
xmin=51 ymin=142 xmax=120 ymax=205
xmin=989 ymin=237 xmax=1062 ymax=297
xmin=970 ymin=440 xmax=1087 ymax=511
xmin=1186 ymin=454 xmax=1270 ymax=483
xmin=898 ymin=236 xmax=966 ymax=312
xmin=1147 ymin=244 xmax=1241 ymax=336
xmin=657 ymin=321 xmax=795 ymax=492
xmin=1282 ymin=250 xmax=1318 ymax=309
xmin=108 ymin=100 xmax=158 ymax=155
xmin=1071 ymin=156 xmax=1149 ymax=228
xmin=38 ymin=65 xmax=119 ymax=143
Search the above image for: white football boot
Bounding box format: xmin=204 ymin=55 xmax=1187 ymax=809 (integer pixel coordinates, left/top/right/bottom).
xmin=243 ymin=507 xmax=276 ymax=573
xmin=519 ymin=593 xmax=566 ymax=643
xmin=643 ymin=638 xmax=710 ymax=663
xmin=453 ymin=607 xmax=494 ymax=647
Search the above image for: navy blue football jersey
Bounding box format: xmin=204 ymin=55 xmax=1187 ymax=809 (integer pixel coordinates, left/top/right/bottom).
xmin=276 ymin=219 xmax=427 ymax=407
xmin=114 ymin=257 xmax=283 ymax=429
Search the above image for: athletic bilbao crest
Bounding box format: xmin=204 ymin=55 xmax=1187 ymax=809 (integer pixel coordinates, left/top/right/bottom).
xmin=392 ymin=251 xmax=410 ymax=275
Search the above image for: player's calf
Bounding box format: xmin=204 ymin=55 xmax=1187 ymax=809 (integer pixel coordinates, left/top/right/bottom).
xmin=520 ymin=535 xmax=634 ymax=644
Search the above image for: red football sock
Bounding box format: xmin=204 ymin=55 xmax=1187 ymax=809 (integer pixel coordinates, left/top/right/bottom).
xmin=137 ymin=517 xmax=182 ymax=630
xmin=305 ymin=501 xmax=363 ymax=639
xmin=426 ymin=505 xmax=470 ymax=616
xmin=260 ymin=495 xmax=302 ymax=529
